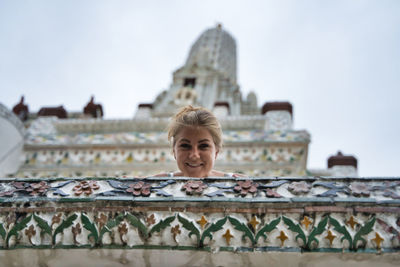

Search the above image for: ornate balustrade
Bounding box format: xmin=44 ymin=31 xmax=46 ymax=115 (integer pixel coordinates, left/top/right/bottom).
xmin=0 ymin=176 xmax=399 ymax=266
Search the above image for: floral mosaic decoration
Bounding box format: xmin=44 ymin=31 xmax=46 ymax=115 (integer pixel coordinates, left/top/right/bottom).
xmin=0 ymin=178 xmax=399 ymax=201
xmin=288 ymin=181 xmax=311 ymax=195
xmin=181 ymin=180 xmax=207 ymax=195
xmin=0 ymin=210 xmax=392 ymax=252
xmin=234 ymin=180 xmax=258 ymax=197
xmin=126 ymin=181 xmax=151 ymax=197
xmin=73 ymin=181 xmax=100 ymax=196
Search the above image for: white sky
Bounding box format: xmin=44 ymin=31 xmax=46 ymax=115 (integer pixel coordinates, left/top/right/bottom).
xmin=1 ymin=0 xmax=399 ymax=176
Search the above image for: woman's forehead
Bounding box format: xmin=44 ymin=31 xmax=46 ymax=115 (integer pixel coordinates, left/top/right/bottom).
xmin=176 ymin=126 xmax=213 ymax=140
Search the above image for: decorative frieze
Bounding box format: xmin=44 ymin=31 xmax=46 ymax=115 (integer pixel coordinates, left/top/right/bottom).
xmin=0 ymin=177 xmax=399 ymax=253
xmin=26 ymin=130 xmax=310 ymax=146
xmin=22 ymin=145 xmax=306 ymax=167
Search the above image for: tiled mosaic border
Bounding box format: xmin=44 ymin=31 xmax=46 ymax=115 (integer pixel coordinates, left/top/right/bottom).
xmin=0 ymin=177 xmax=399 ymax=253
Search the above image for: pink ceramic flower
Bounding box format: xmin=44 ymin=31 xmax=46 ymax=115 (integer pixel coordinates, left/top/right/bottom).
xmin=73 ymin=180 xmax=100 ymax=196
xmin=26 ymin=181 xmax=50 ymax=196
xmin=126 ymin=181 xmax=151 ymax=197
xmin=234 ymin=180 xmax=258 ymax=196
xmin=349 ymin=182 xmax=370 ymax=197
xmin=181 ymin=180 xmax=207 ymax=195
xmin=288 ymin=181 xmax=311 ymax=195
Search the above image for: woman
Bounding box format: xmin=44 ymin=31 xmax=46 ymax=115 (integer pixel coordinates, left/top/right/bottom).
xmin=154 ymin=105 xmax=244 ymax=178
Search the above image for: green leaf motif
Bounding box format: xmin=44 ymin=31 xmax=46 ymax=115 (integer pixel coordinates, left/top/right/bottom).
xmin=177 ymin=214 xmax=200 ymax=243
xmin=149 ymin=215 xmax=176 ymax=235
xmin=200 ymin=217 xmax=227 ymax=246
xmin=33 ymin=214 xmax=52 ymax=237
xmin=81 ymin=213 xmax=99 ymax=244
xmin=52 ymin=213 xmax=78 ymax=245
xmin=282 ymin=216 xmax=306 ymax=246
xmin=353 ymin=217 xmax=376 ymax=250
xmin=0 ymin=223 xmax=6 ymax=240
xmin=255 ymin=217 xmax=281 ymax=243
xmin=328 ymin=216 xmax=352 ymax=248
xmin=6 ymin=214 xmax=32 ymax=247
xmin=228 ymin=216 xmax=255 ymax=245
xmin=307 ymin=216 xmax=328 ymax=249
xmin=126 ymin=213 xmax=148 ymax=240
xmin=99 ymin=213 xmax=125 ymax=242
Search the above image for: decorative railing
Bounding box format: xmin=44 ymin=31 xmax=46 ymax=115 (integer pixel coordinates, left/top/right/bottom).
xmin=0 ymin=176 xmax=399 ymax=254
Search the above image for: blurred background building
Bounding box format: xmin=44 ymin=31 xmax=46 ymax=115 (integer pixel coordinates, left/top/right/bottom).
xmin=0 ymin=25 xmax=357 ymax=178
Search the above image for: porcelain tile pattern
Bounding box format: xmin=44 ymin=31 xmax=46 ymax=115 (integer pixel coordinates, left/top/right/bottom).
xmin=1 ymin=176 xmax=399 ymax=253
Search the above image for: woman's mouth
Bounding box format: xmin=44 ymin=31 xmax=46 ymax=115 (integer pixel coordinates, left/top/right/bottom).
xmin=185 ymin=163 xmax=203 ymax=168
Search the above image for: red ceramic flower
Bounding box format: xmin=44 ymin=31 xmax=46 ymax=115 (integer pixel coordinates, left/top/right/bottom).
xmin=265 ymin=188 xmax=282 ymax=198
xmin=181 ymin=180 xmax=207 ymax=195
xmin=234 ymin=180 xmax=258 ymax=197
xmin=73 ymin=180 xmax=100 ymax=196
xmin=126 ymin=181 xmax=151 ymax=197
xmin=26 ymin=181 xmax=50 ymax=196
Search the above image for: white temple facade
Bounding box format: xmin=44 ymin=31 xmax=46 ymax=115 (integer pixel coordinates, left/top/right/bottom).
xmin=1 ymin=25 xmax=358 ymax=179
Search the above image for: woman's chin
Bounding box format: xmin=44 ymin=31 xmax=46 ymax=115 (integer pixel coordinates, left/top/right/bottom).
xmin=183 ymin=171 xmax=206 ymax=178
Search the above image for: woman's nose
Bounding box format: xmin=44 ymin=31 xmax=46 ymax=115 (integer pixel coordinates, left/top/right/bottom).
xmin=189 ymin=147 xmax=200 ymax=159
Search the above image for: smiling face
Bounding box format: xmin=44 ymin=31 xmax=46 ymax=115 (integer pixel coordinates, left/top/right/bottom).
xmin=173 ymin=126 xmax=219 ymax=178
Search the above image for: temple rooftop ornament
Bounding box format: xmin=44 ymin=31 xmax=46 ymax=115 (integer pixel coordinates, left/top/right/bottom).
xmin=83 ymin=96 xmax=104 ymax=118
xmin=37 ymin=105 xmax=67 ymax=119
xmin=12 ymin=96 xmax=29 ymax=121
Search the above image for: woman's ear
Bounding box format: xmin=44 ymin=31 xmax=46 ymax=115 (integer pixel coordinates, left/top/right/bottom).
xmin=215 ymin=148 xmax=219 ymax=159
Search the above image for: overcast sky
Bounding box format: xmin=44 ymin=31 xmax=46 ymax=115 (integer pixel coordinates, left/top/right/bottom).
xmin=1 ymin=0 xmax=399 ymax=176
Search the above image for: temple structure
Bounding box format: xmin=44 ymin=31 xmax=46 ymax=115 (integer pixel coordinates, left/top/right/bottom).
xmin=1 ymin=25 xmax=398 ymax=266
xmin=1 ymin=25 xmax=357 ymax=179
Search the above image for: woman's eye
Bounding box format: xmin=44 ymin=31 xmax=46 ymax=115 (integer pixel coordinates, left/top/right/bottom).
xmin=199 ymin=144 xmax=209 ymax=149
xmin=180 ymin=144 xmax=191 ymax=149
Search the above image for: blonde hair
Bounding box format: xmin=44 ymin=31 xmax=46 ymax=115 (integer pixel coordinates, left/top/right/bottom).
xmin=167 ymin=105 xmax=223 ymax=149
